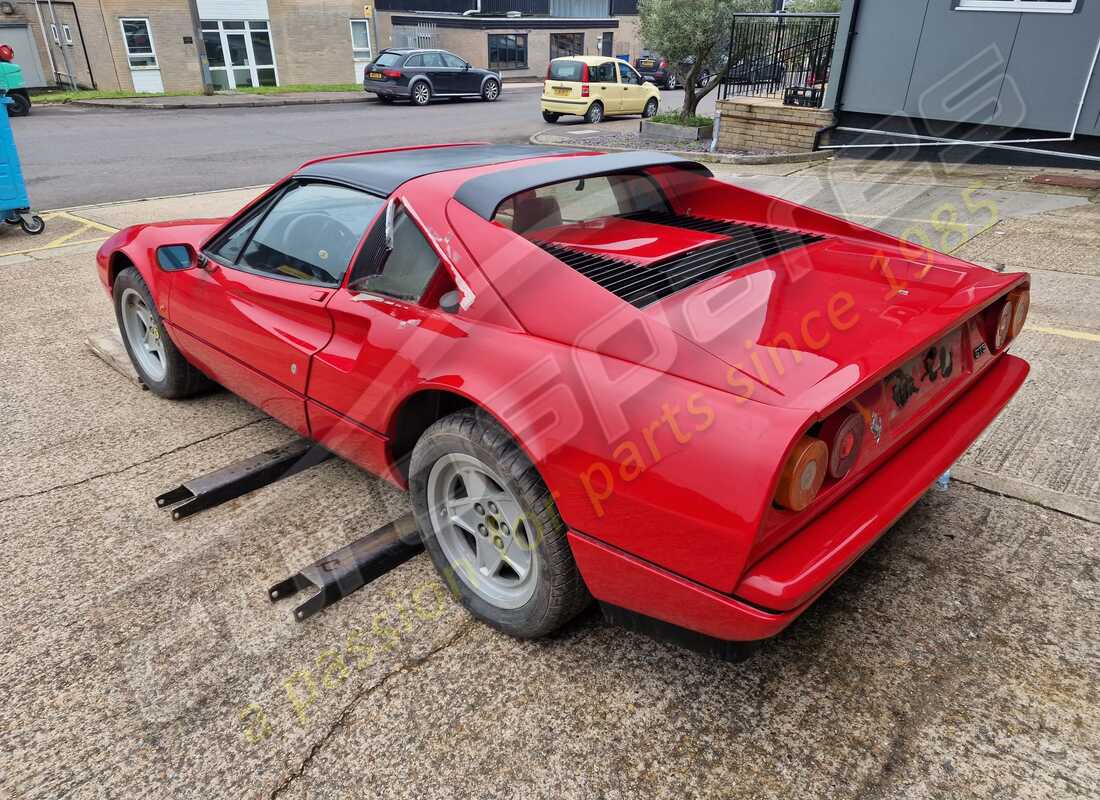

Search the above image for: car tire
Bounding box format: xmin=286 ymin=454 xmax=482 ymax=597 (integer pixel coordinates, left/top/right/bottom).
xmin=410 ymin=81 xmax=431 ymax=106
xmin=6 ymin=90 xmax=30 ymax=117
xmin=642 ymin=98 xmax=658 ymax=118
xmin=541 ymin=110 xmax=559 ymax=123
xmin=666 ymin=74 xmax=677 ymax=91
xmin=584 ymin=101 xmax=604 ymax=124
xmin=113 ymin=268 xmax=211 ymax=399
xmin=410 ymin=407 xmax=591 ymax=639
xmin=481 ymin=78 xmax=500 ymax=102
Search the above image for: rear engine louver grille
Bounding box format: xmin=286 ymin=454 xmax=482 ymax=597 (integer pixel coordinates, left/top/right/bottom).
xmin=538 ymin=213 xmax=824 ymax=308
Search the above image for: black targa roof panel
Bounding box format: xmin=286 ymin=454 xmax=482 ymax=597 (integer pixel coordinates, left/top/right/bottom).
xmin=295 ymin=144 xmax=580 ymax=196
xmin=453 ymin=151 xmax=714 ymax=220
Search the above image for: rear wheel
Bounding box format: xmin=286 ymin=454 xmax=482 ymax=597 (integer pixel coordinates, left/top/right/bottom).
xmin=6 ymin=90 xmax=30 ymax=117
xmin=541 ymin=110 xmax=559 ymax=123
xmin=584 ymin=101 xmax=604 ymax=124
xmin=666 ymin=74 xmax=678 ymax=90
xmin=642 ymin=98 xmax=658 ymax=118
xmin=481 ymin=78 xmax=500 ymax=102
xmin=410 ymin=408 xmax=591 ymax=638
xmin=113 ymin=268 xmax=210 ymax=398
xmin=411 ymin=81 xmax=431 ymax=106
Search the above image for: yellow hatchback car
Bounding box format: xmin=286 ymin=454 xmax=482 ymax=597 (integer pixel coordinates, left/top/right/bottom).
xmin=541 ymin=55 xmax=660 ymax=124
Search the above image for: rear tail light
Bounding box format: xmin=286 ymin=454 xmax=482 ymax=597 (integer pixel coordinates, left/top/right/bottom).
xmin=1009 ymin=288 xmax=1030 ymax=338
xmin=994 ymin=301 xmax=1013 ymax=350
xmin=582 ymin=64 xmax=590 ymax=82
xmin=382 ymin=69 xmax=402 ymax=79
xmin=820 ymin=410 xmax=864 ymax=480
xmin=775 ymin=436 xmax=828 ymax=512
xmin=581 ymin=84 xmax=590 ymax=97
xmin=659 ymin=60 xmax=668 ymax=68
xmin=546 ymin=65 xmax=551 ymax=79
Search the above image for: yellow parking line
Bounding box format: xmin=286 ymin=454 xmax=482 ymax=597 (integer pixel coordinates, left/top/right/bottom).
xmin=51 ymin=211 xmax=119 ymax=234
xmin=1025 ymin=325 xmax=1100 ymax=343
xmin=0 ymin=210 xmax=117 ymax=257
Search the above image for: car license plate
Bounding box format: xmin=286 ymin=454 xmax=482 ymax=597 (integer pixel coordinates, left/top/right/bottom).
xmin=640 ymin=60 xmax=655 ymax=68
xmin=368 ymin=71 xmax=383 ymax=80
xmin=553 ymin=87 xmax=570 ymax=96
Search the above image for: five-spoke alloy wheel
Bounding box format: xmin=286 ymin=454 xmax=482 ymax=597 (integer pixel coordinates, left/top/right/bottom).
xmin=410 ymin=408 xmax=590 ymax=638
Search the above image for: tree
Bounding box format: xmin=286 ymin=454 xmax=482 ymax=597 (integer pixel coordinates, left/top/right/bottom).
xmin=639 ymin=0 xmax=770 ymax=122
xmin=784 ymin=0 xmax=841 ymax=11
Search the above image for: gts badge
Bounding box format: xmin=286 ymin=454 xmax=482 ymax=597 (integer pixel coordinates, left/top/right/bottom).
xmin=973 ymin=342 xmax=988 ymax=359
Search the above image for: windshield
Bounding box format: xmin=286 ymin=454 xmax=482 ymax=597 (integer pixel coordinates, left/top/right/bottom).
xmin=373 ymin=52 xmax=403 ymax=68
xmin=548 ymin=60 xmax=586 ymax=82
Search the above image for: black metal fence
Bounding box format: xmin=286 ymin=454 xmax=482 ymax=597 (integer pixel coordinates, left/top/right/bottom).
xmin=719 ymin=13 xmax=839 ymax=109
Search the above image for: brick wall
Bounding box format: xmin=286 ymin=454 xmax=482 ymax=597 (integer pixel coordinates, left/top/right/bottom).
xmin=715 ymin=97 xmax=833 ymax=154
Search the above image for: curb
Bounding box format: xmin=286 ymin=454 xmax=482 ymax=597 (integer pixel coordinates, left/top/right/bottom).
xmin=67 ymin=95 xmax=368 ymax=110
xmin=528 ymin=131 xmax=832 ymax=165
xmin=63 ymin=84 xmax=545 ymax=111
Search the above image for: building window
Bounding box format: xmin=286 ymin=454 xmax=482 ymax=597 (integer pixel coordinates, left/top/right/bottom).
xmin=120 ymin=19 xmax=158 ymax=69
xmin=550 ymin=33 xmax=584 ymax=61
xmin=49 ymin=24 xmax=59 ymax=46
xmin=350 ymin=19 xmax=372 ymax=62
xmin=957 ymin=0 xmax=1077 ymax=11
xmin=488 ymin=34 xmax=527 ymax=71
xmin=62 ymin=25 xmax=73 ymax=45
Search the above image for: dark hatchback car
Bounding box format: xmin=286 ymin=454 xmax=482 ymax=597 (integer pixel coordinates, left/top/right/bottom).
xmin=633 ymin=54 xmax=680 ymax=89
xmin=364 ymin=48 xmax=502 ymax=106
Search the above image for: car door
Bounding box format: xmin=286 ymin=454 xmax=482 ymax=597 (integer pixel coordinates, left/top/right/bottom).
xmin=617 ymin=61 xmax=645 ymax=114
xmin=422 ymin=51 xmax=455 ymax=93
xmin=592 ymin=60 xmax=620 ymax=113
xmin=307 ymin=201 xmax=450 ymax=476
xmin=168 ymin=181 xmax=383 ymax=435
xmin=441 ymin=52 xmax=480 ymax=94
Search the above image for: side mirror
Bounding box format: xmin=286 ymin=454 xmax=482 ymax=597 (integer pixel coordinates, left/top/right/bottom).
xmin=156 ymin=243 xmax=198 ymax=271
xmin=463 ymin=62 xmax=471 ymax=70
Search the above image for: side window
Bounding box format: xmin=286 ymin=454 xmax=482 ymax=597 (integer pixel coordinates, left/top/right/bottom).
xmin=593 ymin=61 xmax=617 ymax=83
xmin=440 ymin=53 xmax=465 ymax=69
xmin=404 ymin=54 xmax=423 ymax=68
xmin=206 ymin=195 xmax=277 ymax=265
xmin=230 ymin=183 xmax=382 ymax=286
xmin=422 ymin=52 xmax=445 ymax=68
xmin=618 ymin=62 xmax=639 ymax=85
xmin=353 ymin=207 xmax=440 ymax=302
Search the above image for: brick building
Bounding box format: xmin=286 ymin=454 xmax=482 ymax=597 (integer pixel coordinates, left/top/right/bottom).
xmin=0 ymin=0 xmax=642 ymax=92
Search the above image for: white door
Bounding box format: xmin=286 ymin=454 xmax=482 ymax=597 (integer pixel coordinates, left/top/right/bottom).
xmin=201 ymin=19 xmax=278 ymax=90
xmin=120 ymin=18 xmax=164 ymax=93
xmin=350 ymin=19 xmax=373 ymax=83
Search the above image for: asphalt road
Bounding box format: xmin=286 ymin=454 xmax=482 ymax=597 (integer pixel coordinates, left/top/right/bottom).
xmin=16 ymin=86 xmax=714 ymax=209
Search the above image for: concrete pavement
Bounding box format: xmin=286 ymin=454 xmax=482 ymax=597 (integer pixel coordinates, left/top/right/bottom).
xmin=1 ymin=159 xmax=1098 ymax=799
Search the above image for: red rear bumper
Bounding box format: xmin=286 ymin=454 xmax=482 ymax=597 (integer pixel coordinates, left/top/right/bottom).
xmin=569 ymin=353 xmax=1029 ymax=642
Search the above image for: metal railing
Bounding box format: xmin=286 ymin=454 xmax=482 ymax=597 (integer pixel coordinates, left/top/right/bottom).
xmin=719 ymin=13 xmax=839 ymax=108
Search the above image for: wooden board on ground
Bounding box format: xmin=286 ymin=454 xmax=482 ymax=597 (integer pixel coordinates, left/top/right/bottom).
xmin=86 ymin=330 xmax=143 ymax=388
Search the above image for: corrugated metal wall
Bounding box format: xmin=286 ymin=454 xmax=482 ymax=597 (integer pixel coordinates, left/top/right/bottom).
xmin=549 ymin=0 xmax=610 ymax=18
xmin=830 ymin=0 xmax=1100 ymax=135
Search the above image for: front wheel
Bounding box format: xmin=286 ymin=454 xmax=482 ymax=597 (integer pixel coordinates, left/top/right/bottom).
xmin=642 ymin=98 xmax=658 ymax=118
xmin=410 ymin=408 xmax=591 ymax=639
xmin=113 ymin=268 xmax=210 ymax=398
xmin=541 ymin=110 xmax=559 ymax=123
xmin=19 ymin=214 xmax=44 ymax=235
xmin=410 ymin=81 xmax=431 ymax=106
xmin=481 ymin=79 xmax=500 ymax=102
xmin=584 ymin=101 xmax=604 ymax=124
xmin=666 ymin=74 xmax=678 ymax=90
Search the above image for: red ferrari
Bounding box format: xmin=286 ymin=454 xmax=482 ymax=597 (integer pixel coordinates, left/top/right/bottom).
xmin=97 ymin=143 xmax=1030 ymax=656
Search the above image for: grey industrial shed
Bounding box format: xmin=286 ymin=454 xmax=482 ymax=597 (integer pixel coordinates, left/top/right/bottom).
xmin=825 ymin=0 xmax=1100 ymax=150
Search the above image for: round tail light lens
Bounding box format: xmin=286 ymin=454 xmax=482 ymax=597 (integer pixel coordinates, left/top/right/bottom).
xmin=994 ymin=301 xmax=1013 ymax=350
xmin=775 ymin=436 xmax=828 ymax=512
xmin=1010 ymin=288 xmax=1029 ymax=338
xmin=820 ymin=411 xmax=864 ymax=480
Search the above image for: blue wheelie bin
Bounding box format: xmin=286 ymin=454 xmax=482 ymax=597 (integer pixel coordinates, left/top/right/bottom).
xmin=0 ymin=94 xmax=43 ymax=234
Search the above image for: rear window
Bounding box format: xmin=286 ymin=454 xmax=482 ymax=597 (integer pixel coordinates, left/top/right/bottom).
xmin=493 ymin=172 xmax=669 ymax=235
xmin=548 ymin=60 xmax=586 ymax=82
xmin=374 ymin=52 xmax=403 ymax=68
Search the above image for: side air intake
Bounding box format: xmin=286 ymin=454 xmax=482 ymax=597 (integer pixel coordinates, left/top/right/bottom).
xmin=539 ymin=213 xmax=823 ymax=308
